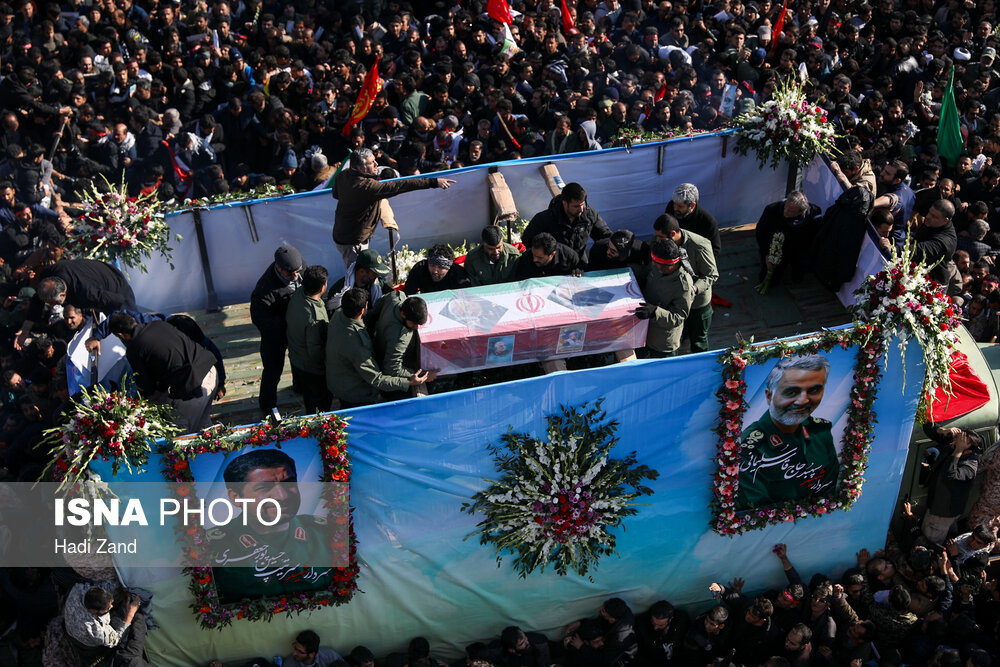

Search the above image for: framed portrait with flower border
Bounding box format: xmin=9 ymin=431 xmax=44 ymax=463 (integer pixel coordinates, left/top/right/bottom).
xmin=711 ymin=329 xmax=885 ymax=536
xmin=161 ymin=415 xmax=359 ymax=629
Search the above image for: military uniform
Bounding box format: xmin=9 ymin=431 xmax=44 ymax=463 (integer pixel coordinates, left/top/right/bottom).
xmin=372 ymin=291 xmax=419 ymax=378
xmin=639 ymin=265 xmax=694 ymax=355
xmin=677 ymin=230 xmax=718 ymax=353
xmin=464 ymin=242 xmax=521 ymax=286
xmin=736 ymin=412 xmax=838 ymax=510
xmin=325 ymin=309 xmax=410 ymax=406
xmin=208 ymin=514 xmax=336 ymax=602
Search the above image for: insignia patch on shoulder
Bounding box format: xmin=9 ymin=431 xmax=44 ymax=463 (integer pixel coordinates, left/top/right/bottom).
xmin=206 ymin=528 xmax=226 ymax=541
xmin=744 ymin=430 xmax=764 ymax=447
xmin=811 ymin=417 xmax=831 ymax=425
xmin=294 ymin=526 xmax=307 ymax=541
xmin=239 ymin=534 xmax=257 ymax=548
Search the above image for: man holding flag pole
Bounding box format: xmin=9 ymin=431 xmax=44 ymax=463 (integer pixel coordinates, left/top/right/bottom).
xmin=332 ymin=59 xmax=456 ymax=273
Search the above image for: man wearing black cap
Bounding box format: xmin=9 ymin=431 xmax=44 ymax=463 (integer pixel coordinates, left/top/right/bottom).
xmin=634 ymin=239 xmax=693 ymax=358
xmin=250 ymin=244 xmax=304 ymax=417
xmin=587 ymin=229 xmax=646 ymax=271
xmin=404 ymin=243 xmax=471 ymax=295
xmin=465 ymin=225 xmax=522 ymax=286
xmin=326 ymin=248 xmax=393 ymax=313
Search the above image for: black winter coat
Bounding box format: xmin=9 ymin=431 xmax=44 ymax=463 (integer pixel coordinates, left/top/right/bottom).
xmin=523 ymin=194 xmax=612 ymax=257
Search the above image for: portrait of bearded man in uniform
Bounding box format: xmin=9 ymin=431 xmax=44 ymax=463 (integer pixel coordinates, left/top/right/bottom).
xmin=207 ymin=448 xmax=337 ymax=604
xmin=736 ymin=354 xmax=839 ymax=511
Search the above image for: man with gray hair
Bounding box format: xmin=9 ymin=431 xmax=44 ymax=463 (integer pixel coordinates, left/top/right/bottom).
xmin=957 ymin=218 xmax=992 ymax=264
xmin=331 ymin=147 xmax=455 ymax=271
xmin=754 ymin=191 xmax=821 ymax=285
xmin=736 ymin=354 xmax=838 ymax=510
xmin=664 ymin=183 xmax=721 ymax=258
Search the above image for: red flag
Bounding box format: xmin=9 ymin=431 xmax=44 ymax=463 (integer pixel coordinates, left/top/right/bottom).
xmin=560 ymin=0 xmax=576 ymax=35
xmin=342 ymin=60 xmax=383 ymax=137
xmin=654 ymin=84 xmax=667 ymax=102
xmin=487 ymin=0 xmax=513 ymax=24
xmin=769 ymin=0 xmax=788 ymax=55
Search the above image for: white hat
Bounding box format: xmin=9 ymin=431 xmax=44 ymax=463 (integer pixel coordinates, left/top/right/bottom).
xmin=954 ymin=47 xmax=972 ymax=61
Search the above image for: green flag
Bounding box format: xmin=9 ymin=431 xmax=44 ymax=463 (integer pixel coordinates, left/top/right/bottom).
xmin=937 ymin=67 xmax=964 ymax=167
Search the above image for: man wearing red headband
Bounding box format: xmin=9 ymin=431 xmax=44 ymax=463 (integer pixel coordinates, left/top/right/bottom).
xmin=633 ymin=238 xmax=693 ymax=357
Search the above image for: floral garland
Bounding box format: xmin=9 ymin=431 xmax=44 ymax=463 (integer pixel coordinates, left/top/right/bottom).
xmin=732 ymin=78 xmax=839 ymax=169
xmin=66 ymin=177 xmax=179 ymax=272
xmin=463 ymin=401 xmax=658 ymax=578
xmin=161 ymin=414 xmax=359 ymax=629
xmin=849 ymin=239 xmax=961 ymax=417
xmin=165 ymin=183 xmax=293 ymax=213
xmin=608 ymin=127 xmax=717 ymax=149
xmin=712 ymin=330 xmax=885 ymax=536
xmin=39 ymin=386 xmax=179 ymax=490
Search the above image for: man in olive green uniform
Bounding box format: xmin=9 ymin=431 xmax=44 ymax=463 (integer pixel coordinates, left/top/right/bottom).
xmin=634 ymin=239 xmax=694 ymax=357
xmin=464 ymin=225 xmax=521 ymax=286
xmin=325 ymin=287 xmax=430 ymax=407
xmin=736 ymin=355 xmax=839 ymax=511
xmin=286 ymin=265 xmax=331 ymax=414
xmin=655 ymin=214 xmax=718 ymax=353
xmin=208 ymin=449 xmax=339 ymax=603
xmin=370 ymin=291 xmax=430 ymax=401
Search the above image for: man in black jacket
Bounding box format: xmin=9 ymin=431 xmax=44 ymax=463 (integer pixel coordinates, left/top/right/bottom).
xmin=522 ymin=182 xmax=612 ymax=260
xmin=514 ymin=232 xmax=583 ymax=279
xmin=912 ymin=199 xmax=958 ymax=286
xmin=332 ymin=148 xmax=454 ymax=270
xmin=664 ymin=183 xmax=721 ymax=259
xmin=109 ymin=312 xmax=220 ymax=434
xmin=404 ymin=244 xmax=471 ymax=294
xmin=250 ymin=245 xmax=304 ymax=417
xmin=16 ymin=258 xmax=135 ymax=350
xmin=921 ymin=424 xmax=983 ymax=546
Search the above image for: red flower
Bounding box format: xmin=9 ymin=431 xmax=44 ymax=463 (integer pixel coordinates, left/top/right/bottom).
xmin=173 ymin=460 xmax=188 ymax=471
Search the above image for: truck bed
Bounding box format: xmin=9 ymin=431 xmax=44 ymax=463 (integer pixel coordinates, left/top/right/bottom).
xmin=190 ymin=223 xmax=851 ymax=427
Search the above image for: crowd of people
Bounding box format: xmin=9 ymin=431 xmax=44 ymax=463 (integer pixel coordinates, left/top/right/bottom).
xmin=5 ymin=0 xmax=1000 ymax=665
xmin=26 ymin=525 xmax=1000 ymax=667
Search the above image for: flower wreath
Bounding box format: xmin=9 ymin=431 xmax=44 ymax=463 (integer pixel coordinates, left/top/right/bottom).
xmin=712 ymin=328 xmax=885 ymax=536
xmin=161 ymin=414 xmax=359 ymax=629
xmin=463 ymin=400 xmax=658 ymax=578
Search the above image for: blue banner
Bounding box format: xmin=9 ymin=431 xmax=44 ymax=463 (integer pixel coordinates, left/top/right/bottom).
xmin=99 ymin=339 xmax=922 ymax=666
